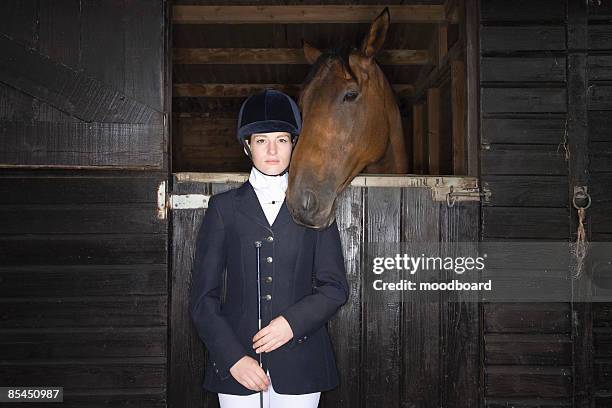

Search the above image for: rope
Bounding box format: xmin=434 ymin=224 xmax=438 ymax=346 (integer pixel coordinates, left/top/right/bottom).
xmin=572 ymin=207 xmax=589 ymax=278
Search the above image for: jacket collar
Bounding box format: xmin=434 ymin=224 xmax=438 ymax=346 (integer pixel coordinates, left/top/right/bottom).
xmin=235 ymin=181 xmax=293 ymax=231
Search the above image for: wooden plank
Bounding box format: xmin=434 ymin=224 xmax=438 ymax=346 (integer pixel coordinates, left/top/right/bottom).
xmin=481 ymin=116 xmax=566 ymax=145
xmin=588 ymin=25 xmax=612 ymax=50
xmin=0 ymin=296 xmax=166 ymax=328
xmin=2 ymin=360 xmax=166 ymax=388
xmin=38 ymin=0 xmax=80 ymax=68
xmin=427 ymin=88 xmax=441 ymax=174
xmin=590 ymin=142 xmax=612 ymax=173
xmin=439 ymin=201 xmax=480 ymax=407
xmin=412 ymin=104 xmax=425 ymax=174
xmin=594 ymin=361 xmax=612 ymax=394
xmin=486 ymin=334 xmax=572 ymax=365
xmin=124 ymin=0 xmax=164 ymax=113
xmin=0 ymin=174 xmax=161 ymax=205
xmin=481 ymin=175 xmax=567 ymax=207
xmin=364 ymin=187 xmax=401 ymax=408
xmin=465 ymin=0 xmax=479 ymax=178
xmin=0 ymin=327 xmax=166 ymax=360
xmin=173 ymin=83 xmax=415 ymax=98
xmin=482 ymin=207 xmax=568 ymax=239
xmin=173 ymin=48 xmax=430 ymax=65
xmin=484 ymin=303 xmax=571 ymax=333
xmin=486 ymin=365 xmax=572 ymax=398
xmin=588 ymin=85 xmax=612 ymax=110
xmin=481 ymin=88 xmax=567 ymax=113
xmin=401 ymin=188 xmax=441 ymax=406
xmin=0 ymin=264 xmax=165 ymax=298
xmin=324 ymin=186 xmax=363 ymax=407
xmin=0 ymin=0 xmax=37 ymax=47
xmin=481 ymin=26 xmax=566 ymax=53
xmin=594 ymin=303 xmax=612 ymax=328
xmin=481 ymin=0 xmax=566 ymax=21
xmin=0 ymin=121 xmax=164 ymax=168
xmin=481 ymin=145 xmax=567 ymax=176
xmin=0 ymin=34 xmax=161 ymax=124
xmin=451 ymin=60 xmax=465 ymax=174
xmin=172 ymin=5 xmax=448 ymax=24
xmin=486 ymin=397 xmax=571 ymax=407
xmin=438 ymin=23 xmax=448 ymax=62
xmin=169 ymin=178 xmax=213 ymax=408
xmin=588 ymin=55 xmax=612 ymax=81
xmin=481 ymin=57 xmax=566 ymax=83
xmin=0 ymin=205 xmax=164 ymax=234
xmin=21 ymin=389 xmax=166 ymax=408
xmin=567 ymin=3 xmax=593 ymax=405
xmin=0 ymin=235 xmax=167 ymax=266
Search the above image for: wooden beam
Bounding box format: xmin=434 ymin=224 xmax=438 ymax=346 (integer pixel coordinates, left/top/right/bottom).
xmin=444 ymin=0 xmax=461 ymax=23
xmin=412 ymin=104 xmax=425 ymax=174
xmin=427 ymin=88 xmax=441 ymax=174
xmin=464 ymin=0 xmax=479 ymax=177
xmin=172 ymin=5 xmax=448 ymax=24
xmin=173 ymin=83 xmax=415 ymax=98
xmin=438 ymin=23 xmax=449 ymax=62
xmin=173 ymin=48 xmax=430 ymax=65
xmin=414 ymin=39 xmax=464 ymax=100
xmin=451 ymin=60 xmax=466 ymax=175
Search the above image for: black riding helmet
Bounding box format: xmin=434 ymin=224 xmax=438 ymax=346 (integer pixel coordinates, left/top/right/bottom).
xmin=237 ymin=89 xmax=302 ymax=162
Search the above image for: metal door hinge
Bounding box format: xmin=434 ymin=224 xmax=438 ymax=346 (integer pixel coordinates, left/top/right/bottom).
xmin=157 ymin=181 xmax=210 ymax=220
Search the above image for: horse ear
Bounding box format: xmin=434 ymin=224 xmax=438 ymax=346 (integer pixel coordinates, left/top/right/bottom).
xmin=302 ymin=40 xmax=322 ymax=64
xmin=360 ymin=7 xmax=390 ymax=59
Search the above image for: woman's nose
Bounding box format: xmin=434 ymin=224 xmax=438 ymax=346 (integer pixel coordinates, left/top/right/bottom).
xmin=267 ymin=142 xmax=277 ymax=154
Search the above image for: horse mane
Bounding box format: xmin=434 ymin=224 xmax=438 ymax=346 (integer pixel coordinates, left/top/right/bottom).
xmin=301 ymin=43 xmax=358 ymax=88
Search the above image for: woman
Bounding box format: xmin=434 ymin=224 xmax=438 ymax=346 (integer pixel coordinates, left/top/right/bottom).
xmin=190 ymin=89 xmax=349 ymax=408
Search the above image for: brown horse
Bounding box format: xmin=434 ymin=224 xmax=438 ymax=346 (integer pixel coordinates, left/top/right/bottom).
xmin=286 ymin=8 xmax=408 ymax=230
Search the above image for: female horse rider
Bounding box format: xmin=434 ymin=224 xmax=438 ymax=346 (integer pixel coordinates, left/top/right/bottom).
xmin=190 ymin=89 xmax=349 ymax=408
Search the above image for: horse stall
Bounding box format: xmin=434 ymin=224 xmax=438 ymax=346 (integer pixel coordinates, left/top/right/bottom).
xmin=169 ymin=1 xmax=484 ymax=407
xmin=0 ymin=1 xmax=611 ymax=408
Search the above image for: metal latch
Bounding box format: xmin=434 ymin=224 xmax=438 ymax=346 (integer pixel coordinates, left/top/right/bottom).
xmin=444 ymin=185 xmax=490 ymax=207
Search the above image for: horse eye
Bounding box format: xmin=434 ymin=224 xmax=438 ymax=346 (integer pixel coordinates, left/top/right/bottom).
xmin=343 ymin=90 xmax=359 ymax=102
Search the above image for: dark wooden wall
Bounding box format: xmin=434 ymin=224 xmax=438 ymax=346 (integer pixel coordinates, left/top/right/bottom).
xmin=0 ymin=1 xmax=170 ymax=406
xmin=479 ymin=0 xmax=612 ymax=406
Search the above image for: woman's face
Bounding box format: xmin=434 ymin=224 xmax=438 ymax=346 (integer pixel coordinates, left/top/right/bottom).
xmin=246 ymin=132 xmax=293 ymax=175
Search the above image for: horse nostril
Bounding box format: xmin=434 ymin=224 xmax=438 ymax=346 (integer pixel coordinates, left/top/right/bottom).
xmin=300 ymin=190 xmax=319 ymax=213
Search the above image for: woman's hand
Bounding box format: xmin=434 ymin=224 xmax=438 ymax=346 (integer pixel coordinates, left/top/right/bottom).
xmin=252 ymin=316 xmax=294 ymax=353
xmin=229 ymin=356 xmax=270 ymax=391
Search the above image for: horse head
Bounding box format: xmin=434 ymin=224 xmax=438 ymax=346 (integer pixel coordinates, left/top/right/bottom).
xmin=287 ymin=8 xmax=408 ymax=229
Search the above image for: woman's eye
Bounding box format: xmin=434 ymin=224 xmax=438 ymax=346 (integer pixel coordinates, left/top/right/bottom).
xmin=343 ymin=90 xmax=359 ymax=102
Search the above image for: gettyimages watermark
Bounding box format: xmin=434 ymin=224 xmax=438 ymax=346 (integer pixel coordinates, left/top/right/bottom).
xmin=362 ymin=241 xmax=612 ymax=303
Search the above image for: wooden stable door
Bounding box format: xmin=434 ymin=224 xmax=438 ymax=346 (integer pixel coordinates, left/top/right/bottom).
xmin=168 ymin=172 xmax=481 ymax=408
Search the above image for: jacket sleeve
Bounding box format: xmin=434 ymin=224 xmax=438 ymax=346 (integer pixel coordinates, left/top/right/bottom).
xmin=190 ymin=195 xmax=247 ymax=380
xmin=281 ymin=218 xmax=349 ymax=348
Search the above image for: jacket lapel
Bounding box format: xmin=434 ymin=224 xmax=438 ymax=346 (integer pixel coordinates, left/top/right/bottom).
xmin=235 ymin=181 xmax=293 ymax=232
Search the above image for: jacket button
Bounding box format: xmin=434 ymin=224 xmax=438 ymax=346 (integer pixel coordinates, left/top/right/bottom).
xmin=297 ymin=339 xmax=303 ymax=344
xmin=266 ymin=256 xmax=273 ymax=263
xmin=213 ymin=362 xmax=216 ymax=366
xmin=263 ymin=294 xmax=272 ymax=301
xmin=303 ymin=335 xmax=308 ymax=340
xmin=266 ymin=236 xmax=274 ymax=242
xmin=265 ymin=276 xmax=272 ymax=283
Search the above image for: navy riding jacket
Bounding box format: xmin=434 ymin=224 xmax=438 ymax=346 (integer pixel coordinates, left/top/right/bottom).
xmin=190 ymin=180 xmax=349 ymax=395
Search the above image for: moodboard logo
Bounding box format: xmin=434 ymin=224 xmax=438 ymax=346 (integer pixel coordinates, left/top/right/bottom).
xmin=363 ymin=241 xmax=612 ymax=303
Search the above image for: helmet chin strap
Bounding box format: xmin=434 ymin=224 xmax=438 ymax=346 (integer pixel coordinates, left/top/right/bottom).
xmin=253 ymin=163 xmax=289 ymax=177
